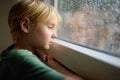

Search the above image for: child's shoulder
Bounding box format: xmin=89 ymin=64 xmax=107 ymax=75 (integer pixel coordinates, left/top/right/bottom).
xmin=1 ymin=47 xmax=34 ymax=62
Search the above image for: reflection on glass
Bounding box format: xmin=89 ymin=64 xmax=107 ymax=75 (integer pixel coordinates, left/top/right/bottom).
xmin=57 ymin=0 xmax=120 ymax=55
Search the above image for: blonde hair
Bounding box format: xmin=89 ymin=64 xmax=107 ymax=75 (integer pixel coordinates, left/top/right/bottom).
xmin=8 ymin=0 xmax=61 ymax=42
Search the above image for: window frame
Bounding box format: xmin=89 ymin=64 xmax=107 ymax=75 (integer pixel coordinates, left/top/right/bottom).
xmin=46 ymin=0 xmax=120 ymax=79
xmin=47 ymin=39 xmax=120 ymax=80
xmin=54 ymin=39 xmax=120 ymax=68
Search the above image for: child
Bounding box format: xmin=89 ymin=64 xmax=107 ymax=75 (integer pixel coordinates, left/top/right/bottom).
xmin=0 ymin=0 xmax=83 ymax=80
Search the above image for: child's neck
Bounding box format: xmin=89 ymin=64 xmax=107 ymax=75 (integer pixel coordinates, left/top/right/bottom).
xmin=13 ymin=41 xmax=35 ymax=54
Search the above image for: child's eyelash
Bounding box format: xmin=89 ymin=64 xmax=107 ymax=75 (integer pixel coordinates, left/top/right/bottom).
xmin=48 ymin=26 xmax=54 ymax=29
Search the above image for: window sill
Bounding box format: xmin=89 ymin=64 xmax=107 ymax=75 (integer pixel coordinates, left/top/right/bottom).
xmin=47 ymin=39 xmax=120 ymax=80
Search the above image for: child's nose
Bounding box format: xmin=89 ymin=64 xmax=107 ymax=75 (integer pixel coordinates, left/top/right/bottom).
xmin=52 ymin=31 xmax=57 ymax=38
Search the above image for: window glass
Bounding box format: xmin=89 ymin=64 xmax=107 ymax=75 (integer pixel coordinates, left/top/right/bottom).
xmin=55 ymin=0 xmax=120 ymax=56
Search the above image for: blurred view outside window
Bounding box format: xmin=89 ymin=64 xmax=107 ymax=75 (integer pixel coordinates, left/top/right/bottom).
xmin=54 ymin=0 xmax=120 ymax=56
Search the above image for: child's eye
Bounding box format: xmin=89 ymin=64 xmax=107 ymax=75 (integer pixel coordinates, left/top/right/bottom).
xmin=48 ymin=26 xmax=54 ymax=29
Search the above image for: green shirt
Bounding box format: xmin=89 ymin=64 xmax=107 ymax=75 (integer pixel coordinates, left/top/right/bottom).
xmin=0 ymin=45 xmax=66 ymax=80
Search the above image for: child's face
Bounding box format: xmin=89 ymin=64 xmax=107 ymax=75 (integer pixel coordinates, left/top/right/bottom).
xmin=28 ymin=12 xmax=58 ymax=50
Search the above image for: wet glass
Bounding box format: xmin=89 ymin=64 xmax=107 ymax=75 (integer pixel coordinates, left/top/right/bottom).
xmin=56 ymin=0 xmax=120 ymax=56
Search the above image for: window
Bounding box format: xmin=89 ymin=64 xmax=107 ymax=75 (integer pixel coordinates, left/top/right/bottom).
xmin=53 ymin=0 xmax=120 ymax=56
xmin=45 ymin=1 xmax=120 ymax=79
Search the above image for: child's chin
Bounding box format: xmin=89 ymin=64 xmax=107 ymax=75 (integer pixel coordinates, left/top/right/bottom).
xmin=44 ymin=45 xmax=50 ymax=50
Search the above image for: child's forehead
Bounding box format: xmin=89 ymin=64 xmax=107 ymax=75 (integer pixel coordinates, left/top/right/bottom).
xmin=45 ymin=13 xmax=58 ymax=24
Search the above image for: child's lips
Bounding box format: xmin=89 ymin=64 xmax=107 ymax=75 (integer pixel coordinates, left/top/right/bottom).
xmin=49 ymin=41 xmax=54 ymax=45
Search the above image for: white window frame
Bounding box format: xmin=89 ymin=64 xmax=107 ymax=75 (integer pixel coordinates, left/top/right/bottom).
xmin=46 ymin=0 xmax=120 ymax=79
xmin=54 ymin=39 xmax=120 ymax=68
xmin=48 ymin=39 xmax=120 ymax=80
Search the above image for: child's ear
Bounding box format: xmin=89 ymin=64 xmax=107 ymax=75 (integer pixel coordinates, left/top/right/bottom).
xmin=20 ymin=17 xmax=30 ymax=33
